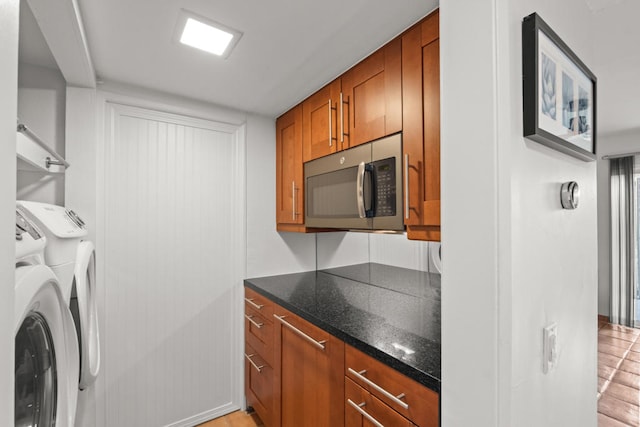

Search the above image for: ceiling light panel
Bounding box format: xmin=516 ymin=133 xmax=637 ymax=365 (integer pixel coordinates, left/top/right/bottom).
xmin=175 ymin=10 xmax=242 ymax=59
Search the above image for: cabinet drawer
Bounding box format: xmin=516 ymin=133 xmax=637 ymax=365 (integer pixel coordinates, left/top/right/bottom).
xmin=345 ymin=345 xmax=438 ymax=427
xmin=245 ymin=342 xmax=273 ymax=426
xmin=346 ymin=377 xmax=415 ymax=427
xmin=245 ymin=307 xmax=274 ymax=365
xmin=245 ymin=287 xmax=274 ymax=319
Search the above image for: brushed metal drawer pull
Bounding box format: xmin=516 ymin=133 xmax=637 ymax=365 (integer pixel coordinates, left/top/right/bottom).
xmin=244 ymin=298 xmax=264 ymax=310
xmin=244 ymin=353 xmax=264 ymax=373
xmin=347 ymin=399 xmax=384 ymax=427
xmin=348 ymin=368 xmax=409 ymax=409
xmin=274 ymin=314 xmax=326 ymax=350
xmin=404 ymin=153 xmax=410 ymax=220
xmin=244 ymin=314 xmax=264 ymax=329
xmin=328 ymin=99 xmax=333 ymax=147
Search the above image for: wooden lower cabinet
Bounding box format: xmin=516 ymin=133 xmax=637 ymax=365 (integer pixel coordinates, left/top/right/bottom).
xmin=273 ymin=307 xmax=345 ymax=427
xmin=345 ymin=345 xmax=439 ymax=427
xmin=244 ymin=288 xmax=275 ymax=425
xmin=244 ymin=287 xmax=439 ymax=427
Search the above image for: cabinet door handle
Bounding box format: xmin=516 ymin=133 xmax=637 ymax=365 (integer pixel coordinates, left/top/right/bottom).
xmin=244 ymin=298 xmax=264 ymax=310
xmin=244 ymin=314 xmax=264 ymax=329
xmin=328 ymin=99 xmax=333 ymax=147
xmin=292 ymin=181 xmax=296 ymax=220
xmin=274 ymin=314 xmax=326 ymax=350
xmin=244 ymin=353 xmax=264 ymax=373
xmin=347 ymin=399 xmax=384 ymax=427
xmin=340 ymin=92 xmax=349 ymax=145
xmin=340 ymin=92 xmax=344 ymax=144
xmin=404 ymin=153 xmax=410 ymax=220
xmin=347 ymin=368 xmax=409 ymax=409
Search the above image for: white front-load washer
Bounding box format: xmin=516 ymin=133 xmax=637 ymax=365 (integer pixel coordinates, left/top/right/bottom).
xmin=16 ymin=201 xmax=101 ymax=390
xmin=16 ymin=201 xmax=88 ymax=303
xmin=15 ymin=209 xmax=79 ymax=427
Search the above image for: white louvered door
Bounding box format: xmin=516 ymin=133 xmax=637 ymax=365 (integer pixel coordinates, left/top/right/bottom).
xmin=101 ymin=103 xmax=244 ymax=427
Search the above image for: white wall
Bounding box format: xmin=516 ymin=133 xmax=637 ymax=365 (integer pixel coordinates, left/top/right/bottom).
xmin=441 ymin=0 xmax=598 ymax=425
xmin=315 ymin=232 xmax=433 ymax=272
xmin=0 ymin=1 xmax=20 ymax=424
xmin=316 ymin=232 xmax=369 ymax=269
xmin=440 ymin=0 xmax=503 ymax=424
xmin=17 ymin=62 xmax=66 ymax=205
xmin=369 ymin=233 xmax=431 ymax=272
xmin=504 ymin=3 xmax=597 ymax=425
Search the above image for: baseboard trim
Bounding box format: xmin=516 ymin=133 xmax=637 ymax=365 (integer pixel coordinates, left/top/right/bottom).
xmin=165 ymin=402 xmax=239 ymax=427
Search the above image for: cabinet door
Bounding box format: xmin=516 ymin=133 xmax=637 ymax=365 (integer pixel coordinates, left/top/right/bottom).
xmin=341 ymin=37 xmax=402 ymax=149
xmin=402 ymin=10 xmax=441 ymax=241
xmin=273 ymin=308 xmax=345 ymax=427
xmin=302 ymin=79 xmax=341 ymax=162
xmin=276 ymin=105 xmax=304 ymax=229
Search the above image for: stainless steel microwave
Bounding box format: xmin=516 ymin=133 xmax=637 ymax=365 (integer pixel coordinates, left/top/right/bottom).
xmin=304 ymin=133 xmax=403 ymax=231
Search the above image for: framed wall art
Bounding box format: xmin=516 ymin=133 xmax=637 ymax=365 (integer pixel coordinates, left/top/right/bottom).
xmin=522 ymin=12 xmax=597 ymax=161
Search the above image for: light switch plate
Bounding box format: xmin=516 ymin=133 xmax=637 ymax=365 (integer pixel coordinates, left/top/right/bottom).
xmin=543 ymin=323 xmax=558 ymax=374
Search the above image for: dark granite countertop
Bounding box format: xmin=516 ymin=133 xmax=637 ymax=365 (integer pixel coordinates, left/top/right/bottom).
xmin=244 ymin=262 xmax=441 ymax=393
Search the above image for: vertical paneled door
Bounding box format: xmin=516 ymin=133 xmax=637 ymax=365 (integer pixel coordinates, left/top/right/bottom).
xmin=101 ymin=103 xmax=244 ymax=427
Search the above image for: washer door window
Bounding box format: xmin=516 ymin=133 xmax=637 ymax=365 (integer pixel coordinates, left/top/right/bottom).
xmin=15 ymin=313 xmax=57 ymax=427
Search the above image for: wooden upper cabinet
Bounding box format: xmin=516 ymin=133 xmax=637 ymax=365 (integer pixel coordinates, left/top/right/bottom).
xmin=341 ymin=37 xmax=402 ymax=149
xmin=277 ymin=9 xmax=441 ymax=237
xmin=276 ymin=105 xmax=304 ymax=230
xmin=302 ymin=80 xmax=341 ymax=162
xmin=402 ymin=10 xmax=441 ymax=241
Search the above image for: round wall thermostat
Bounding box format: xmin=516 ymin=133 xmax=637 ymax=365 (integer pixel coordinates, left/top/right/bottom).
xmin=560 ymin=181 xmax=579 ymax=209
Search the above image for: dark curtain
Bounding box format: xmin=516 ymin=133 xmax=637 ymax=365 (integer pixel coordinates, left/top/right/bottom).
xmin=610 ymin=156 xmax=636 ymax=326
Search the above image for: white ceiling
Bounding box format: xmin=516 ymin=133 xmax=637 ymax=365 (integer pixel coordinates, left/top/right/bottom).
xmin=72 ymin=0 xmax=438 ymax=118
xmin=18 ymin=0 xmax=640 ymax=134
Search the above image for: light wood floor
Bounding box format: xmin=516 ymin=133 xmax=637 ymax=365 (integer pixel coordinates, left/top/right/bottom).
xmin=598 ymin=317 xmax=640 ymax=426
xmin=197 ymin=410 xmax=263 ymax=427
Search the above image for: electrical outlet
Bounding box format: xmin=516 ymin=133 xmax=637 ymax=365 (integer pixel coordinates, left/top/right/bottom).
xmin=543 ymin=323 xmax=558 ymax=374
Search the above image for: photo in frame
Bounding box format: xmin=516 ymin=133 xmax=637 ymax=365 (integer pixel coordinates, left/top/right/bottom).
xmin=522 ymin=12 xmax=597 ymax=161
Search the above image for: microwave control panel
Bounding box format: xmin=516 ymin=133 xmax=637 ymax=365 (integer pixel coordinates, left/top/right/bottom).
xmin=372 ymin=158 xmax=396 ymax=217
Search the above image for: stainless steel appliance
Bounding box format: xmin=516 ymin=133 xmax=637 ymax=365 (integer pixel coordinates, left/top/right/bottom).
xmin=304 ymin=133 xmax=403 ymax=231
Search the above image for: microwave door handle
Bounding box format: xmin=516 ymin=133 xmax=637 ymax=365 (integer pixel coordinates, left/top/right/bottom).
xmin=365 ymin=164 xmax=374 ymax=217
xmin=357 ymin=162 xmax=366 ymax=218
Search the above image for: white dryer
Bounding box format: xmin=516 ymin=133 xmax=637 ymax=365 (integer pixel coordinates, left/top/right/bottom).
xmin=15 ymin=209 xmax=79 ymax=427
xmin=17 ymin=201 xmax=101 ymax=390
